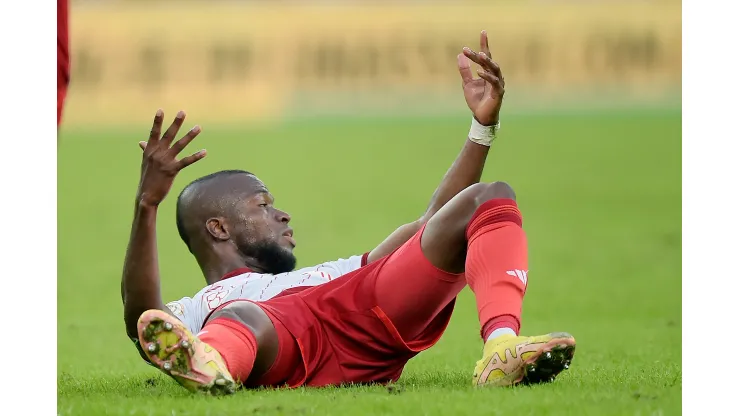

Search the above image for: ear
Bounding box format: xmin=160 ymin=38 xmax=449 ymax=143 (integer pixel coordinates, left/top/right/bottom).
xmin=206 ymin=218 xmax=231 ymax=241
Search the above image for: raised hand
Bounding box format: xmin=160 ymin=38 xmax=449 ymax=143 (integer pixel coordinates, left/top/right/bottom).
xmin=136 ymin=110 xmax=206 ymax=207
xmin=457 ymin=30 xmax=506 ymax=126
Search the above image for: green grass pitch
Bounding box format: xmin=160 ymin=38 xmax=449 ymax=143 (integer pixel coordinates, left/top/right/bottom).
xmin=58 ymin=110 xmax=681 ymax=415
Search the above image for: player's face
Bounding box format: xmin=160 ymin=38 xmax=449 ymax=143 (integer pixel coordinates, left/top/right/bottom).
xmin=229 ymin=177 xmax=296 ymax=274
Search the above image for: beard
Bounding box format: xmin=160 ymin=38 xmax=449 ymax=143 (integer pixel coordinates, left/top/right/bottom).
xmin=237 ymin=238 xmax=297 ymax=274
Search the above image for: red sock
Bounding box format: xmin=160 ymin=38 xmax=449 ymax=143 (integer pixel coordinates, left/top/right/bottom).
xmin=465 ymin=198 xmax=528 ymax=340
xmin=197 ymin=317 xmax=257 ymax=383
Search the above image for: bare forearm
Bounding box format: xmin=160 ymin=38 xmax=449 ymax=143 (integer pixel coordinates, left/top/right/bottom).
xmin=422 ymin=139 xmax=489 ymax=221
xmin=121 ymin=202 xmax=166 ymax=338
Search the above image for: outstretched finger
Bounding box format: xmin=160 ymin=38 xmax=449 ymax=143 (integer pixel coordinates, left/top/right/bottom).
xmin=148 ymin=109 xmax=164 ymax=144
xmin=479 ymin=30 xmax=491 ymax=59
xmin=477 ymin=70 xmax=505 ymax=97
xmin=176 ymin=149 xmax=207 ymax=171
xmin=169 ymin=125 xmax=202 ymax=156
xmin=476 ymin=52 xmax=503 ymax=79
xmin=463 ymin=47 xmax=481 ymax=63
xmin=457 ymin=53 xmax=474 ymax=85
xmin=161 ymin=111 xmax=186 ymax=145
xmin=464 ymin=47 xmax=503 ymax=80
xmin=463 ymin=47 xmax=489 ymax=72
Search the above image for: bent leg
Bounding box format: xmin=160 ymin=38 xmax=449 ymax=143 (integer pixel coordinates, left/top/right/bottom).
xmin=373 ymin=223 xmax=466 ymax=341
xmin=201 ymin=300 xmax=294 ymax=386
xmin=464 ymin=196 xmax=527 ymax=339
xmin=198 ymin=313 xmax=259 ymax=383
xmin=421 ymin=181 xmax=516 ymax=273
xmin=374 ymin=182 xmax=516 ymax=341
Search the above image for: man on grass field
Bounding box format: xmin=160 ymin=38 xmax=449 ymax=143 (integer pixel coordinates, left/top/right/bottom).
xmin=121 ymin=31 xmax=576 ymax=395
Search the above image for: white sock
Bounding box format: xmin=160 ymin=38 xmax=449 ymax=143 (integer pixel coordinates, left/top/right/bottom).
xmin=486 ymin=327 xmax=517 ymax=342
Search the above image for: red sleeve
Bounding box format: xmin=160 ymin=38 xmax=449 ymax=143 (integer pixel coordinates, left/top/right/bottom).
xmin=361 ymin=252 xmax=370 ymax=267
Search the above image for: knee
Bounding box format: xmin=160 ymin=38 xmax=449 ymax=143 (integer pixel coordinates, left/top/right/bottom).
xmin=426 ymin=181 xmax=517 ymax=234
xmin=465 ymin=181 xmax=516 ymax=205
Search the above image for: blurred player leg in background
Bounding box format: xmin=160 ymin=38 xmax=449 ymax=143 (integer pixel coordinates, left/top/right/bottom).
xmin=57 ymin=0 xmax=69 ymax=127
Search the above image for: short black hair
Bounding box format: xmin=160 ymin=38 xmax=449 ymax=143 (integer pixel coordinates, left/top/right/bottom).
xmin=175 ymin=169 xmax=253 ymax=251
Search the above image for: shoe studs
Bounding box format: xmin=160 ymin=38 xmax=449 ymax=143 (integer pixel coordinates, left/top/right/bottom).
xmin=163 ymin=322 xmax=173 ymax=331
xmin=147 ymin=343 xmax=158 ymax=353
xmin=527 ymin=364 xmax=536 ymax=373
xmin=163 ymin=361 xmax=172 ymax=371
xmin=564 ymin=363 xmax=569 ymax=369
xmin=215 ymin=379 xmax=226 ymax=386
xmin=181 ymin=340 xmax=190 ymax=349
xmin=544 ymin=351 xmax=552 ymax=359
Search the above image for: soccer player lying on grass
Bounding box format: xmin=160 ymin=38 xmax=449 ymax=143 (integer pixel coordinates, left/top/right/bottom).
xmin=121 ymin=32 xmax=576 ymax=395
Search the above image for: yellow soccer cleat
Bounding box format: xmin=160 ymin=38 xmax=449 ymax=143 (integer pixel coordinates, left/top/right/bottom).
xmin=137 ymin=309 xmax=237 ymax=395
xmin=472 ymin=332 xmax=576 ymax=387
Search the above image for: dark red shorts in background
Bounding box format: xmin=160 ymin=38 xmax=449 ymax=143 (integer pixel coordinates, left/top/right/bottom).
xmin=57 ymin=0 xmax=69 ymax=126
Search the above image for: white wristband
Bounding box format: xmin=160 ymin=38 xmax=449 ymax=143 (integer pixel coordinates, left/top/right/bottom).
xmin=468 ymin=117 xmax=500 ymax=147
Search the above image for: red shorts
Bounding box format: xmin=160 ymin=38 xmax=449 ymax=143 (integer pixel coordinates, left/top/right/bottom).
xmin=251 ymin=224 xmax=464 ymax=387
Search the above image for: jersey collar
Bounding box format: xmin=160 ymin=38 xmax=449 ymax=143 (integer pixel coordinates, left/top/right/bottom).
xmin=220 ymin=267 xmax=254 ymax=281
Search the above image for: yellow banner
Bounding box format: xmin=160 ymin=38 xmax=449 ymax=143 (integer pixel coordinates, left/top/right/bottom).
xmin=64 ymin=2 xmax=681 ymax=126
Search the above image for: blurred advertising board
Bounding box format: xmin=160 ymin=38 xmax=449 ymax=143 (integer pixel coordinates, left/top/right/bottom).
xmin=64 ymin=1 xmax=680 ymax=126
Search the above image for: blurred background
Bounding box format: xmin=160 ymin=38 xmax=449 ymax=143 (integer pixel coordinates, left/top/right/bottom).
xmin=58 ymin=0 xmax=681 ymax=412
xmin=61 ymin=0 xmax=680 ymax=126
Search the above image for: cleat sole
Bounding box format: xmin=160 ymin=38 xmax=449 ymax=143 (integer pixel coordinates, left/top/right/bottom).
xmin=474 ymin=332 xmax=576 ymax=388
xmin=520 ymin=333 xmax=576 ymax=386
xmin=137 ymin=310 xmax=236 ymax=396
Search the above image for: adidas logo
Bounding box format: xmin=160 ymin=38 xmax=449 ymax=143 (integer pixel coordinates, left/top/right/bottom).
xmin=506 ymin=269 xmax=528 ymax=286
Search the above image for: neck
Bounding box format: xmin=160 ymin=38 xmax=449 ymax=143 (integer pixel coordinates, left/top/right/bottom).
xmin=201 ymin=258 xmax=247 ymax=285
xmin=196 ymin=246 xmax=269 ymax=285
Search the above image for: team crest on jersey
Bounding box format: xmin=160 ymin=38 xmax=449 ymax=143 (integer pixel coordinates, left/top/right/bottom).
xmin=204 ymin=285 xmax=230 ymax=310
xmin=165 ymin=301 xmax=184 ymax=316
